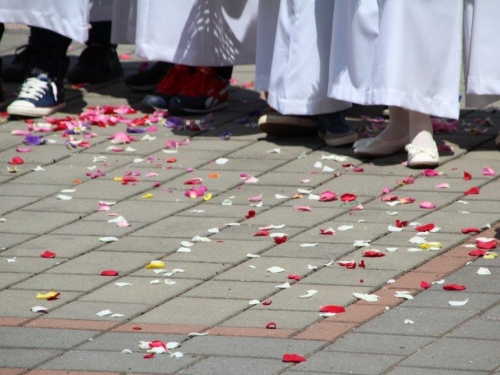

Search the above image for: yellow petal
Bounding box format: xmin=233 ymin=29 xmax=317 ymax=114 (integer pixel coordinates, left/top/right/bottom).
xmin=142 ymin=193 xmax=154 ymax=199
xmin=36 ymin=291 xmax=59 ymax=300
xmin=203 ymin=193 xmax=212 ymax=201
xmin=419 ymin=242 xmax=442 ymax=250
xmin=113 ymin=177 xmax=123 ymax=182
xmin=484 ymin=252 xmax=499 ymax=259
xmin=145 ymin=261 xmax=165 ymax=269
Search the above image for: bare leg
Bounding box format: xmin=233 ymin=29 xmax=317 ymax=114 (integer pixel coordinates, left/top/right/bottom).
xmin=378 ymin=106 xmax=410 ymax=141
xmin=409 ymin=110 xmax=435 ymax=148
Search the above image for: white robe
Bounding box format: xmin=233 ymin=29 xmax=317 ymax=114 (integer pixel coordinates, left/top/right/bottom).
xmin=255 ymin=0 xmax=351 ymax=115
xmin=134 ymin=0 xmax=258 ymax=66
xmin=0 ymin=0 xmax=90 ymax=43
xmin=328 ymin=0 xmax=500 ymax=119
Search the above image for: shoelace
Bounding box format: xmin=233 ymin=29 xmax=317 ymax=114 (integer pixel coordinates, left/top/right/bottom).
xmin=18 ymin=77 xmax=51 ymax=101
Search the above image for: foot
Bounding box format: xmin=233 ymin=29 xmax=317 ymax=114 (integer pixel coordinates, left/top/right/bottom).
xmin=7 ymin=68 xmax=65 ymax=117
xmin=406 ymin=142 xmax=439 ymax=168
xmin=125 ymin=62 xmax=173 ymax=92
xmin=141 ymin=64 xmax=191 ymax=113
xmin=316 ymin=112 xmax=358 ymax=146
xmin=67 ymin=44 xmax=123 ymax=84
xmin=168 ymin=67 xmax=229 ymax=114
xmin=354 ymin=135 xmax=409 ymax=157
xmin=2 ymin=44 xmax=33 ymax=82
xmin=258 ymin=114 xmax=316 ymax=137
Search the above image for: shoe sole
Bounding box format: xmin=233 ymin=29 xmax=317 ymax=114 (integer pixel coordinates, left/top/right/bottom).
xmin=126 ymin=83 xmax=158 ymax=93
xmin=408 ymin=161 xmax=439 ymax=168
xmin=323 ymin=132 xmax=358 ymax=147
xmin=353 ymin=148 xmax=406 ymax=157
xmin=259 ymin=115 xmax=316 ymax=137
xmin=7 ymin=102 xmax=66 ymax=117
xmin=174 ymin=102 xmax=228 ymax=114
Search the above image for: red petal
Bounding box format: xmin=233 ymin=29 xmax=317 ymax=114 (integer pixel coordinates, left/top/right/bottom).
xmin=415 ymin=223 xmax=435 ymax=232
xmin=288 ymin=274 xmax=302 ymax=281
xmin=381 ymin=195 xmax=398 ymax=202
xmin=101 ymin=270 xmax=119 ymax=276
xmin=477 ymin=240 xmax=497 ymax=249
xmin=265 ymin=322 xmax=277 ymax=329
xmin=283 ymin=354 xmax=307 ymax=363
xmin=150 ymin=340 xmax=167 ymax=349
xmin=320 ymin=305 xmax=346 ymax=313
xmin=360 ymin=278 xmax=364 ymax=283
xmin=143 ymin=353 xmax=155 ymax=359
xmin=352 ymin=167 xmax=364 ymax=172
xmin=47 ymin=292 xmax=61 ymax=301
xmin=443 ymin=284 xmax=466 ymax=291
xmin=396 ymin=220 xmax=408 ymax=228
xmin=358 ymin=260 xmax=366 ymax=268
xmin=319 ymin=229 xmax=335 ymax=235
xmin=274 ymin=236 xmax=287 ymax=244
xmin=262 ymin=299 xmax=272 ymax=306
xmin=363 ymin=251 xmax=385 ymax=257
xmin=254 ymin=230 xmax=269 ymax=237
xmin=468 ymin=250 xmax=486 ymax=257
xmin=461 ymin=228 xmax=481 ymax=234
xmin=421 ymin=280 xmax=431 ymax=289
xmin=346 ymin=263 xmax=357 ymax=269
xmin=132 ymin=326 xmax=142 ymax=330
xmin=463 ymin=171 xmax=472 ymax=180
xmin=245 ymin=210 xmax=256 ymax=219
xmin=464 ymin=187 xmax=480 ymax=195
xmin=40 ymin=251 xmax=56 ymax=258
xmin=8 ymin=156 xmax=24 ymax=165
xmin=340 ymin=193 xmax=357 ymax=202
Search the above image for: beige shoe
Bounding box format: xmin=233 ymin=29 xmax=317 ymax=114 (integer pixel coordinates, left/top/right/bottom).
xmin=353 ymin=135 xmax=409 ymax=157
xmin=258 ymin=114 xmax=316 ymax=137
xmin=406 ymin=143 xmax=439 ymax=168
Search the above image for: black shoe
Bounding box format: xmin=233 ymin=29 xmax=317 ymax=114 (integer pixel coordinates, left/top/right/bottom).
xmin=125 ymin=62 xmax=173 ymax=92
xmin=0 ymin=59 xmax=4 ymax=104
xmin=141 ymin=93 xmax=171 ymax=113
xmin=2 ymin=45 xmax=33 ymax=82
xmin=315 ymin=112 xmax=358 ymax=147
xmin=67 ymin=44 xmax=123 ymax=84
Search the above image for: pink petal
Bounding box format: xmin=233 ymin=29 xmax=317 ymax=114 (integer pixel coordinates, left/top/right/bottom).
xmin=244 ymin=176 xmax=259 ymax=184
xmin=419 ymin=201 xmax=436 ymax=209
xmin=352 ymin=204 xmax=364 ymax=210
xmin=16 ymin=147 xmax=32 ymax=153
xmin=482 ymin=167 xmax=496 ymax=176
xmin=294 ymin=205 xmax=312 ymax=212
xmin=300 ymin=179 xmax=311 ymax=184
xmin=248 ymin=195 xmax=262 ymax=202
xmin=435 ymin=183 xmax=449 ymax=189
xmin=11 ymin=130 xmax=31 ymax=136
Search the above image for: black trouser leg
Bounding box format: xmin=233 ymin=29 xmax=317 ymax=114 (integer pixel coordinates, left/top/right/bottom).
xmin=29 ymin=27 xmax=71 ymax=79
xmin=88 ymin=21 xmax=116 ymax=48
xmin=0 ymin=23 xmax=5 ymax=42
xmin=188 ymin=66 xmax=233 ymax=80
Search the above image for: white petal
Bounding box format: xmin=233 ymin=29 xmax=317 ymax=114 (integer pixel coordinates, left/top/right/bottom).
xmin=207 ymin=228 xmax=219 ymax=234
xmin=216 ymin=158 xmax=229 ymax=165
xmin=448 ymin=299 xmax=469 ymax=306
xmin=96 ymin=309 xmax=112 ymax=317
xmin=225 ymin=222 xmax=240 ymax=227
xmin=319 ymin=312 xmax=336 ymax=317
xmin=386 ymin=211 xmax=399 ymax=216
xmin=121 ymin=349 xmax=133 ymax=354
xmin=111 ymin=314 xmax=124 ymax=318
xmin=404 ymin=319 xmax=414 ymax=325
xmin=275 ymin=282 xmax=291 ymax=289
xmin=222 ymin=199 xmax=233 ymax=206
xmin=176 ymin=247 xmax=191 ymax=253
xmin=114 ymin=282 xmax=132 ymax=287
xmin=308 ymin=194 xmax=320 ymax=200
xmin=385 ymin=247 xmax=398 ymax=252
xmin=386 ymin=201 xmax=401 ymax=207
xmin=338 ymin=225 xmax=354 ymax=231
xmin=267 ymin=266 xmax=285 ymax=273
xmin=133 ymin=158 xmax=143 ymax=163
xmin=308 ymin=264 xmax=318 ymax=270
xmin=166 ymin=342 xmax=180 ymax=349
xmin=386 ymin=279 xmax=396 ymax=284
xmin=181 ymin=241 xmax=194 ymax=247
xmin=322 ymin=166 xmax=335 ymax=172
xmin=246 ymin=253 xmax=260 ymax=258
xmin=314 ymin=161 xmax=323 ymax=169
xmin=164 ymin=279 xmax=177 ymax=285
xmin=299 ymin=290 xmax=318 ymax=299
xmin=477 ymin=267 xmax=491 ymax=275
xmin=300 ymin=243 xmax=318 ymax=248
xmin=248 ymin=299 xmax=260 ymax=305
xmin=395 ymin=291 xmax=414 ymax=300
xmin=60 ymin=189 xmax=76 ymax=193
xmin=31 ymin=306 xmax=48 ymax=313
xmin=409 ymin=236 xmax=426 ymax=244
xmin=275 ymin=194 xmax=288 ymax=200
xmin=388 ymin=225 xmax=403 ymax=232
xmin=298 ymin=188 xmax=312 ymax=194
xmin=56 ymin=195 xmax=72 ymax=200
xmin=266 ymin=148 xmax=281 ymax=154
xmin=353 ymin=293 xmax=380 ymax=302
xmin=250 ymin=201 xmax=263 ymax=207
xmin=32 ymin=166 xmax=45 ymax=171
xmin=99 ymin=237 xmax=118 ymax=243
xmin=150 ymin=280 xmax=161 ymax=284
xmin=170 ymin=352 xmax=184 ymax=358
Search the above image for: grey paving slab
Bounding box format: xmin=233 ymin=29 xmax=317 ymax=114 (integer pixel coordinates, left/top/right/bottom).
xmin=0 ymin=211 xmax=80 ymax=234
xmin=210 ymin=224 xmax=306 ymax=241
xmin=477 ymin=304 xmax=500 ymax=320
xmin=21 ymin=197 xmax=98 ymax=214
xmin=181 ymin=138 xmax=254 ymax=152
xmin=387 ymin=367 xmax=489 ymax=375
xmin=403 ymin=290 xmax=500 ymax=311
xmin=182 ymin=280 xmax=277 ymax=300
xmin=0 ymin=256 xmax=62 ymax=274
xmin=295 ymin=351 xmax=404 ymax=375
xmin=400 ymin=337 xmax=500 ymax=371
xmin=362 ymin=191 xmax=463 ymax=211
xmin=146 ymin=149 xmax=230 ymax=169
xmin=41 ymin=350 xmax=200 ymax=374
xmin=46 ymin=251 xmax=159 ymax=275
xmin=356 ymin=306 xmax=479 ymax=337
xmin=415 ymin=211 xmax=500 ymax=233
xmin=130 ymin=260 xmax=230 ymax=280
xmin=302 ymin=267 xmax=401 ymax=287
xmin=132 ymin=297 xmax=248 ymax=325
xmin=441 ymin=199 xmax=500 ymax=214
xmin=50 ymin=219 xmax=148 ymax=236
xmin=11 ymin=274 xmax=112 ymax=292
xmin=65 ymin=179 xmax=150 ymax=200
xmin=206 ymin=184 xmax=310 ymax=206
xmin=396 ymin=175 xmax=490 ymax=193
xmin=99 ymin=235 xmax=185 ymax=254
xmin=198 ymin=157 xmax=284 ymax=172
xmin=325 ymin=332 xmax=434 ymax=356
xmin=0 ymin=327 xmax=98 ymax=349
xmin=55 ymin=152 xmax=137 ymax=167
xmin=179 ymin=356 xmax=288 ymax=375
xmin=77 ymin=331 xmax=186 ymax=352
xmin=434 ymin=266 xmax=500 ymax=294
xmin=0 ymin=272 xmax=30 ymax=289
xmin=0 ymin=183 xmax=67 ymax=197
xmin=371 ymin=232 xmax=467 ymax=249
xmin=252 ymin=172 xmax=334 ymax=188
xmin=227 ymin=139 xmax=323 ymax=160
xmin=12 ymin=164 xmax=94 ymax=185
xmin=80 ymin=276 xmax=202 ymax=304
xmin=40 ymin=300 xmax=150 ymax=322
xmin=0 ymin=348 xmax=62 ymax=368
xmin=0 ymin=289 xmax=81 ymax=318
xmin=333 ymin=208 xmax=425 ymax=224
xmin=181 ymin=335 xmax=324 ymax=358
xmin=437 ymin=157 xmax=500 ymax=180
xmin=220 ymin=308 xmax=320 ymax=330
xmin=176 ymin=203 xmax=271 ymax=219
xmin=162 ymin=170 xmax=247 ymax=192
xmin=0 ymin=195 xmax=40 ymax=216
xmin=0 ymin=145 xmax=73 ymax=164
xmin=261 ymin=242 xmax=354 ymax=260
xmin=249 ymin=207 xmax=344 ymax=227
xmin=448 ymin=318 xmax=500 ymax=340
xmin=293 ymin=222 xmax=390 ymax=244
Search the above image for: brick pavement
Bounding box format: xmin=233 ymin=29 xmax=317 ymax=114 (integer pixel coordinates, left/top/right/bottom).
xmin=1 ymin=29 xmax=500 ymax=374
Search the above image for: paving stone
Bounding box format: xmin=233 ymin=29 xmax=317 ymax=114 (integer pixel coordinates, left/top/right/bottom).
xmin=435 ymin=266 xmax=500 ymax=294
xmin=163 ymin=170 xmax=247 ymax=192
xmin=401 ymin=337 xmax=500 ymax=371
xmin=397 ymin=176 xmax=490 ymax=193
xmin=183 ymin=335 xmax=323 ymax=358
xmin=249 ymin=207 xmax=344 ymax=227
xmin=252 ymin=172 xmax=333 ymax=188
xmin=437 ymin=157 xmax=500 ymax=180
xmin=0 ymin=289 xmax=81 ymax=318
xmin=0 ymin=272 xmax=30 ymax=289
xmin=0 ymin=211 xmax=80 ymax=234
xmin=477 ymin=304 xmax=500 ymax=320
xmin=0 ymin=145 xmax=73 ymax=164
xmin=371 ymin=232 xmax=467 ymax=249
xmin=403 ymin=290 xmax=500 ymax=311
xmin=211 ymin=224 xmax=306 ymax=241
xmin=179 ymin=356 xmax=288 ymax=375
xmin=21 ymin=197 xmax=98 ymax=214
xmin=0 ymin=196 xmax=40 ymax=216
xmin=177 ymin=203 xmax=273 ymax=219
xmin=67 ymin=179 xmax=149 ymax=200
xmin=183 ymin=139 xmax=253 ymax=152
xmin=448 ymin=318 xmax=500 ymax=340
xmin=198 ymin=157 xmax=284 ymax=172
xmin=130 ymin=261 xmax=230 ymax=280
xmin=0 ymin=348 xmax=62 ymax=368
xmin=0 ymin=327 xmax=98 ymax=349
xmin=128 ymin=187 xmax=191 ymax=203
xmin=50 ymin=220 xmax=147 ymax=236
xmin=132 ymin=297 xmax=248 ymax=325
xmin=80 ymin=276 xmax=202 ymax=305
xmin=362 ymin=191 xmax=463 ymax=211
xmin=0 ymin=232 xmax=47 ymax=250
xmin=40 ymin=301 xmax=150 ymax=322
xmin=0 ymin=256 xmax=62 ymax=274
xmin=220 ymin=309 xmax=320 ymax=330
xmin=146 ymin=149 xmax=229 ymax=170
xmin=294 ymin=222 xmax=390 ymax=244
xmin=98 ymin=236 xmax=185 ymax=254
xmin=77 ymin=331 xmax=186 ymax=352
xmin=252 ymin=284 xmax=371 ymax=312
xmin=100 ymin=164 xmax=186 ymax=183
xmin=303 ymin=267 xmax=402 ymax=287
xmin=3 ymin=234 xmax=101 ymax=258
xmin=214 ymin=257 xmax=322 ymax=282
xmin=130 ymin=216 xmax=240 ymax=238
xmin=414 ymin=211 xmax=500 ymax=234
xmin=12 ymin=165 xmax=94 ymax=185
xmin=295 ymin=351 xmax=404 ymax=374
xmin=387 ymin=367 xmax=489 ymax=375
xmin=441 ymin=199 xmax=500 ymax=214
xmin=183 ymin=280 xmax=277 ymax=300
xmin=41 ymin=350 xmax=200 ymax=374
xmin=46 ymin=251 xmax=159 ymax=275
xmin=56 ymin=152 xmax=137 ymax=167
xmin=274 ymin=151 xmax=362 ymax=174
xmin=227 ymin=139 xmax=322 ymax=160
xmin=12 ymin=274 xmax=112 ymax=292
xmin=334 ymin=209 xmax=424 ymax=224
xmin=325 ymin=332 xmax=434 ymax=355
xmin=261 ymin=242 xmax=353 ymax=260
xmin=356 ymin=306 xmax=479 ymax=337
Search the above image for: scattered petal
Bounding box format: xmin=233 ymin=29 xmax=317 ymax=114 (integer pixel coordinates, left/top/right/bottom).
xmin=477 ymin=267 xmax=491 ymax=275
xmin=482 ymin=167 xmax=496 ymax=176
xmin=419 ymin=201 xmax=436 ymax=209
xmin=443 ymin=284 xmax=466 ymax=291
xmin=448 ymin=299 xmax=469 ymax=306
xmin=40 ymin=251 xmax=56 ymax=258
xmin=268 ymin=266 xmax=285 ymax=273
xmin=299 ymin=290 xmax=318 ymax=299
xmin=283 ymin=354 xmax=307 ymax=363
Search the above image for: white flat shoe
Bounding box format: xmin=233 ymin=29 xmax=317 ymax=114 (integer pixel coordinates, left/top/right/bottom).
xmin=406 ymin=143 xmax=439 ymax=168
xmin=353 ymin=135 xmax=409 ymax=157
xmin=258 ymin=114 xmax=316 ymax=137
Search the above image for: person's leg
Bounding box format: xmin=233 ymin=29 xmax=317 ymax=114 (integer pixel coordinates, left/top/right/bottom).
xmin=67 ymin=21 xmax=123 ymax=83
xmin=405 ymin=110 xmax=438 ymax=167
xmin=7 ymin=27 xmax=69 ymax=117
